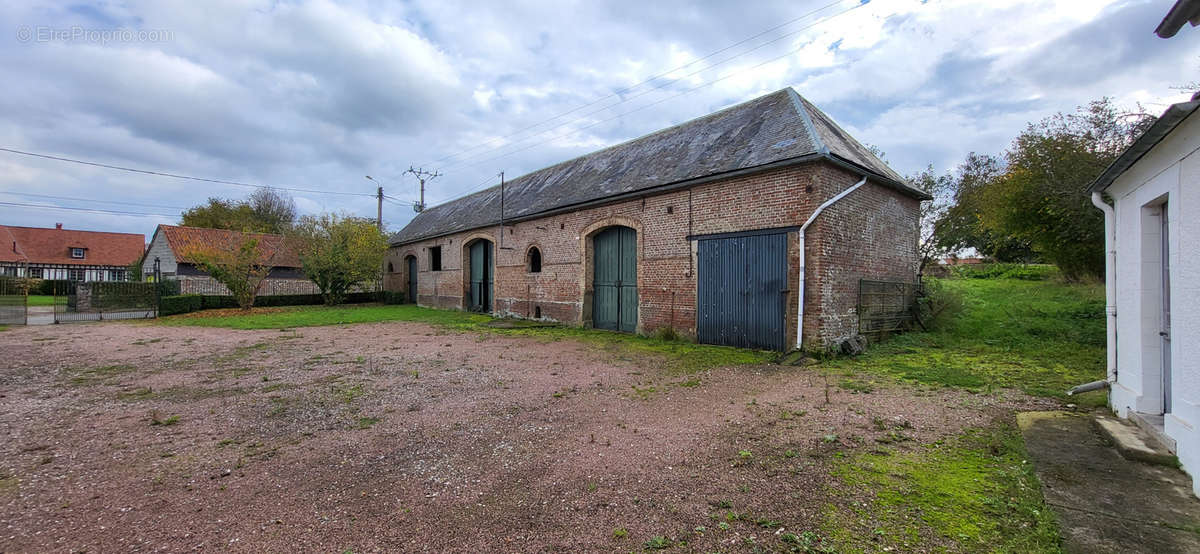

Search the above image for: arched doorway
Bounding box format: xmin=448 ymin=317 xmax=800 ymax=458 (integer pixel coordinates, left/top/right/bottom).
xmin=404 ymin=255 xmax=418 ymax=304
xmin=466 ymin=239 xmax=494 ymax=312
xmin=592 ymin=226 xmax=637 ymax=332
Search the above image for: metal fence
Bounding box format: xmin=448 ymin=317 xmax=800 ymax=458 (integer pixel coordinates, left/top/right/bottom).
xmin=53 ymin=280 xmax=159 ymax=323
xmin=0 ymin=278 xmax=27 ymax=326
xmin=858 ymin=279 xmax=923 ymax=339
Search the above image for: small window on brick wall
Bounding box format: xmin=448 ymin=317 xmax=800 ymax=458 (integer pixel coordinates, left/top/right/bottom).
xmin=528 ymin=247 xmax=542 ymax=273
xmin=429 ymin=246 xmax=442 ymax=271
xmin=387 ymin=261 xmax=394 ymax=273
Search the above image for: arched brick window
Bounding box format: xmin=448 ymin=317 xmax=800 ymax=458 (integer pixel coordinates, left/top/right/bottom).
xmin=528 ymin=247 xmax=542 ymax=273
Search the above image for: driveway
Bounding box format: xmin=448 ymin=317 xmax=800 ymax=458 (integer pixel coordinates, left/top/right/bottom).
xmin=0 ymin=321 xmax=1046 ymax=552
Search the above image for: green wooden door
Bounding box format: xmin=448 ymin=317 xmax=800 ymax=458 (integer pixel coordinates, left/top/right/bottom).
xmin=592 ymin=226 xmax=637 ymax=332
xmin=406 ymin=256 xmax=418 ymax=304
xmin=468 ymin=240 xmax=493 ymax=312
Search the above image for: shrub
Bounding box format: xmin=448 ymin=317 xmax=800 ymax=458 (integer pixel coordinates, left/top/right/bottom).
xmin=160 ymin=294 xmax=203 ymax=316
xmin=950 ymin=263 xmax=1055 ymax=281
xmin=156 ymin=280 xmax=181 ymax=297
xmin=918 ymin=279 xmax=965 ymax=331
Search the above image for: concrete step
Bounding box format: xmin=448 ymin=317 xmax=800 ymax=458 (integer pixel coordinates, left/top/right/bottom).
xmin=1129 ymin=411 xmax=1178 ymax=453
xmin=1094 ymin=414 xmax=1179 ymax=468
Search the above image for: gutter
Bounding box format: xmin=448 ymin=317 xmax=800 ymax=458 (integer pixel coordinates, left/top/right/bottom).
xmin=796 ymin=175 xmax=868 ymax=350
xmin=1091 ymin=191 xmax=1118 ymax=384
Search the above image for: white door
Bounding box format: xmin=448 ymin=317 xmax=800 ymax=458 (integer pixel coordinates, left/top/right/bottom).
xmin=1162 ymin=202 xmax=1172 ymax=414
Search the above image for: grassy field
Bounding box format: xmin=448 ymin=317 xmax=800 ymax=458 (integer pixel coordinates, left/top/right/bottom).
xmin=827 ymin=274 xmax=1106 ymax=406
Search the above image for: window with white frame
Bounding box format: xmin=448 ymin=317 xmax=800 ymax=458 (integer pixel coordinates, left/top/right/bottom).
xmin=70 ymin=248 xmax=85 ymax=259
xmin=108 ymin=269 xmax=127 ymax=281
xmin=67 ymin=268 xmax=85 ymax=281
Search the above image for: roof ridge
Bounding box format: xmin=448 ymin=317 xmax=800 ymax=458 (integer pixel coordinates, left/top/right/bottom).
xmin=786 ymin=87 xmax=828 ymax=155
xmin=421 ymin=89 xmax=796 ymax=213
xmin=0 ymin=224 xmax=143 ymax=236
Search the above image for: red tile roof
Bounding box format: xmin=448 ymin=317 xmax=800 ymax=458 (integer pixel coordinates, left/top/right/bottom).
xmin=0 ymin=225 xmax=145 ymax=267
xmin=157 ymin=225 xmax=301 ymax=268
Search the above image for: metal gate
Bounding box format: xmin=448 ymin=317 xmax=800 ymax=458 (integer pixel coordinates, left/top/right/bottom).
xmin=468 ymin=240 xmax=493 ymax=312
xmin=0 ymin=278 xmax=27 ymax=326
xmin=857 ymin=279 xmax=922 ymax=339
xmin=53 ymin=281 xmax=159 ymax=323
xmin=697 ymin=232 xmax=787 ymax=351
xmin=592 ymin=226 xmax=637 ymax=332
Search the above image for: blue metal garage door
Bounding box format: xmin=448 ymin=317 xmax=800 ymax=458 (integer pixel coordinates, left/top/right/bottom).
xmin=697 ymin=232 xmax=787 ymax=351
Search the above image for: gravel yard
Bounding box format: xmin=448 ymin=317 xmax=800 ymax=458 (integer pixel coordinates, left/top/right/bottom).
xmin=0 ymin=320 xmax=1052 ymax=552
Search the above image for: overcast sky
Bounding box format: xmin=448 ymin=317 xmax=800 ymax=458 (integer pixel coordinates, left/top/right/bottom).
xmin=1 ymin=0 xmax=1196 ymax=240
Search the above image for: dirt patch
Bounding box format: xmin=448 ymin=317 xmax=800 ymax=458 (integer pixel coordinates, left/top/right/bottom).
xmin=0 ymin=321 xmax=1055 ymax=552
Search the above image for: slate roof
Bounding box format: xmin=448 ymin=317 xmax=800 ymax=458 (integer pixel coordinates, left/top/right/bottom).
xmin=0 ymin=225 xmax=145 ymax=266
xmin=391 ymin=88 xmax=926 ymax=245
xmin=155 ymin=225 xmax=302 ymax=268
xmin=1088 ymin=92 xmax=1200 ymax=193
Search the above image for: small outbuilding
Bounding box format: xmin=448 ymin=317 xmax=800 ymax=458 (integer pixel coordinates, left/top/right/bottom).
xmin=143 ymin=225 xmax=316 ymax=295
xmin=387 ymin=88 xmax=929 ymax=351
xmin=1088 ymin=92 xmax=1200 ymax=495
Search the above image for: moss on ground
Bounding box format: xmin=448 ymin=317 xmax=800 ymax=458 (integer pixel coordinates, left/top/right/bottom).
xmin=825 ymin=423 xmax=1061 ymax=553
xmin=825 ymin=277 xmax=1107 ymax=406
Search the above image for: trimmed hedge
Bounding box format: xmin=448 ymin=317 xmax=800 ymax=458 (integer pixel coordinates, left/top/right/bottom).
xmin=160 ymin=294 xmax=203 ymax=316
xmin=159 ymin=290 xmax=384 ymax=316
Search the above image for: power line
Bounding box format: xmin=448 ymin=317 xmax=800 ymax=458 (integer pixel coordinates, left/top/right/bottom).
xmin=0 ymin=190 xmax=188 ymax=211
xmin=421 ymin=1 xmax=868 ymax=209
xmin=0 ymin=200 xmax=176 ymax=218
xmin=421 ymin=0 xmax=851 ymax=169
xmin=0 ymin=147 xmax=377 ymax=198
xmin=445 ymin=0 xmax=869 ymax=173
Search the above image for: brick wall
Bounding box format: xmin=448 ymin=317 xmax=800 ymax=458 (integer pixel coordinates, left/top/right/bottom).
xmin=386 ymin=160 xmax=921 ymax=349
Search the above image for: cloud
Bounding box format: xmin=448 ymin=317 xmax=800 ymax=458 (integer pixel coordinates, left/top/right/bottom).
xmin=0 ymin=0 xmax=1197 ymax=237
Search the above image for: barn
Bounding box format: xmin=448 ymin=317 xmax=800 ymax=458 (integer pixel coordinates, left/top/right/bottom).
xmin=387 ymin=88 xmax=929 ymax=351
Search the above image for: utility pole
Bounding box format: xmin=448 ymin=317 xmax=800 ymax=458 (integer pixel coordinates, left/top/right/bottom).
xmin=404 ymin=166 xmax=441 ymax=212
xmin=376 ymin=186 xmax=383 ymax=229
xmin=365 ymin=176 xmax=386 ymax=228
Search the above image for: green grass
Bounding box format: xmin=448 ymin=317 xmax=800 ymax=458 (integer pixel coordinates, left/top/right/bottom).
xmin=158 ymin=304 xmax=492 ymax=330
xmin=27 ymin=295 xmax=54 ymax=306
xmin=825 ymin=423 xmax=1061 ymax=553
xmin=827 ymin=276 xmax=1106 ymax=405
xmin=157 ymin=303 xmax=773 ymax=374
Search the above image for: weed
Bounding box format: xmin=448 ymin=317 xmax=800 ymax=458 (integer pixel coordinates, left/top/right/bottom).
xmin=356 ymin=417 xmax=381 ymax=429
xmin=586 ymin=482 xmax=598 ymax=492
xmin=149 ymin=412 xmax=180 ymax=426
xmin=643 ymin=536 xmax=672 ymax=550
xmin=612 ymin=528 xmax=628 ymax=539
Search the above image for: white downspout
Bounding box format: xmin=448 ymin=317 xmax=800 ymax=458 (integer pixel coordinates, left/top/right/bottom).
xmin=1091 ymin=191 xmax=1118 ymax=383
xmin=796 ymin=176 xmax=868 ymax=350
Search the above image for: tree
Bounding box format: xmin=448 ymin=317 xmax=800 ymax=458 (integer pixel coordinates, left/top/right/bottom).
xmin=294 ymin=214 xmax=388 ymax=305
xmin=908 ymin=165 xmax=954 ymax=274
xmin=181 ymin=188 xmax=296 ymax=234
xmin=934 ymin=153 xmax=1038 ymax=263
xmin=183 ymin=237 xmax=281 ymax=310
xmin=976 ymin=99 xmax=1153 ymax=279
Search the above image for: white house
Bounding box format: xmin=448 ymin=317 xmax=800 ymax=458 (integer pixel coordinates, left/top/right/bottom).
xmin=1088 ymin=92 xmax=1200 ymax=495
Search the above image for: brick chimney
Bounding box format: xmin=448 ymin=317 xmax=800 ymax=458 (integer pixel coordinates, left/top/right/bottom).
xmin=55 ymin=223 xmax=62 ymax=230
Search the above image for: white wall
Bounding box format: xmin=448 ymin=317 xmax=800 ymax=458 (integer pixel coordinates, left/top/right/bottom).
xmin=1107 ymin=109 xmax=1200 ymax=495
xmin=142 ymin=228 xmax=178 ymax=277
